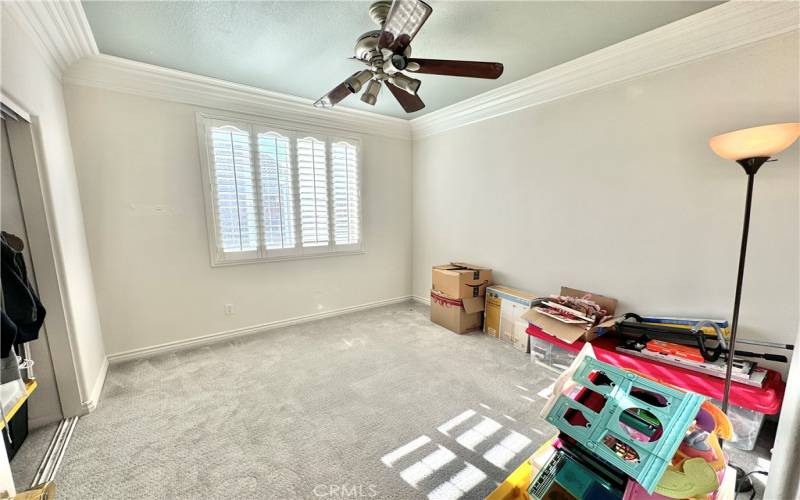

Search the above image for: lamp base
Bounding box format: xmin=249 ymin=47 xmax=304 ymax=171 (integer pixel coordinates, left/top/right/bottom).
xmin=736 ymin=156 xmax=769 ymax=175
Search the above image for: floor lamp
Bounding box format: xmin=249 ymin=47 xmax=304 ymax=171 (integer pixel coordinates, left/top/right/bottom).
xmin=708 ymin=122 xmax=800 ymax=414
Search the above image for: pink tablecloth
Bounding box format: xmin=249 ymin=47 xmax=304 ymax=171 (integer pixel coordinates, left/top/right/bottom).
xmin=527 ymin=325 xmax=784 ymax=414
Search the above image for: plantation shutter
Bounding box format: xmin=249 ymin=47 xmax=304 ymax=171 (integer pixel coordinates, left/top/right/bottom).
xmin=200 ymin=115 xmax=363 ymax=264
xmin=296 ymin=136 xmax=330 ymax=248
xmin=255 ymin=130 xmax=297 ymax=254
xmin=330 ymin=140 xmax=360 ymax=248
xmin=207 ymin=123 xmax=259 ymax=259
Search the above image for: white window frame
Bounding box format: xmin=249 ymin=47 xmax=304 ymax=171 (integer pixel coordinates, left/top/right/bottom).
xmin=196 ymin=111 xmax=364 ymax=266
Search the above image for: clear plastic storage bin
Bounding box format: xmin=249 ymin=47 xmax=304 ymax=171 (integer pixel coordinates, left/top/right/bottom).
xmin=711 ymin=398 xmax=766 ymax=451
xmin=531 ymin=335 xmax=577 ymax=373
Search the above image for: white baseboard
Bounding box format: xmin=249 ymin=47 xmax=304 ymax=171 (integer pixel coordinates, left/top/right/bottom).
xmin=412 ymin=295 xmax=431 ymax=306
xmin=107 ymin=295 xmax=413 ymax=364
xmin=81 ymin=356 xmax=108 ymax=413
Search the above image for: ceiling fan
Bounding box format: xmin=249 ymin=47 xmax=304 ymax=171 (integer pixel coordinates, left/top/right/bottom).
xmin=313 ymin=0 xmax=504 ymax=113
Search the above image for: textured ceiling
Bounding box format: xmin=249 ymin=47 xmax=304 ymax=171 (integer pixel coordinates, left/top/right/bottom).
xmin=82 ymin=1 xmax=721 ymax=119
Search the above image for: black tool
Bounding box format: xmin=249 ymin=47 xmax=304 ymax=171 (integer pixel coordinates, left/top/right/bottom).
xmin=724 ymin=351 xmax=787 ymax=363
xmin=617 ymin=314 xmax=787 ymax=363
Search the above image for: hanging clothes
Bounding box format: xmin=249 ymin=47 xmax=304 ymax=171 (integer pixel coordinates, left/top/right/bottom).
xmin=1 ymin=231 xmax=45 ymax=358
xmin=0 ymin=343 xmax=22 ymax=385
xmin=1 ymin=311 xmax=19 ymax=363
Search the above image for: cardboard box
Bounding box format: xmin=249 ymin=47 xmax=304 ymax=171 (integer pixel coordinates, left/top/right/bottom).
xmin=430 ymin=290 xmax=484 ymax=334
xmin=484 ymin=291 xmax=502 ymax=339
xmin=483 ymin=286 xmax=538 ymax=349
xmin=513 ymin=319 xmax=531 ymax=353
xmin=521 ymin=286 xmax=617 ymax=344
xmin=432 ymin=263 xmax=492 ymax=298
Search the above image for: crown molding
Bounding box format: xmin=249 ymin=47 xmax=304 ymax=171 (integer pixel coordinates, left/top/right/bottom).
xmin=7 ymin=0 xmax=409 ymax=139
xmin=14 ymin=0 xmax=796 ymax=141
xmin=63 ymin=55 xmax=412 ymax=140
xmin=410 ymin=1 xmax=800 ymax=139
xmin=3 ymin=0 xmax=98 ymax=78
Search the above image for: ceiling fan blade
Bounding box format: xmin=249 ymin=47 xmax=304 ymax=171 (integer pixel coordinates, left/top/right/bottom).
xmin=378 ymin=0 xmax=433 ymax=54
xmin=407 ymin=59 xmax=504 ymax=79
xmin=385 ymin=81 xmax=425 ymax=113
xmin=313 ymin=81 xmax=353 ymax=108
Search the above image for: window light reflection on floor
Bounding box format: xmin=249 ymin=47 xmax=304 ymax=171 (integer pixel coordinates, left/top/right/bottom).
xmin=399 ymin=445 xmax=457 ymax=487
xmin=381 ymin=435 xmax=431 ymax=467
xmin=482 ymin=431 xmax=532 ymax=470
xmin=437 ymin=409 xmax=476 ymax=436
xmin=427 ymin=463 xmax=487 ymax=500
xmin=381 ymin=407 xmax=536 ymax=499
xmin=455 ymin=416 xmax=502 ymax=451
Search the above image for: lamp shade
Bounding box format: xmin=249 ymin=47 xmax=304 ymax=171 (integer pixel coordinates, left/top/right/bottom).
xmin=709 ymin=122 xmax=800 ymax=160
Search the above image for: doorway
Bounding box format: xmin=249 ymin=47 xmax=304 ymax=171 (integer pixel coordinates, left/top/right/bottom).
xmin=1 ymin=95 xmax=80 ymax=493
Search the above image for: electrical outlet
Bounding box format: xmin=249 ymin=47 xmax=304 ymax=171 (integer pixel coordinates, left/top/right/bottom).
xmin=224 ymin=304 xmax=234 ymax=316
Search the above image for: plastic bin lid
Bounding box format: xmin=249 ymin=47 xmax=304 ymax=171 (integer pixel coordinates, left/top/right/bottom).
xmin=527 ymin=324 xmax=784 ymax=415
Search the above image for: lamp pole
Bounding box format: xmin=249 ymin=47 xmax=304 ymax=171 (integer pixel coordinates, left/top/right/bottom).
xmin=709 ymin=124 xmax=799 ymax=492
xmin=721 ymin=157 xmax=766 ymax=413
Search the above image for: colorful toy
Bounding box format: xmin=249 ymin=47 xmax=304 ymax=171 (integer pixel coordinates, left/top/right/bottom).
xmin=654 ymin=458 xmax=719 ymax=499
xmin=622 ymin=424 xmax=729 ymax=499
xmin=543 ymin=357 xmax=706 ymax=493
xmin=619 ymin=369 xmax=734 ymax=442
xmin=528 ymin=449 xmax=622 ymax=500
xmin=696 ymin=402 xmax=733 ymax=441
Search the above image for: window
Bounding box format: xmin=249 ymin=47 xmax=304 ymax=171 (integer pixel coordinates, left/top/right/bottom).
xmin=198 ymin=115 xmax=362 ymax=265
xmin=297 ymin=136 xmax=329 ymax=248
xmin=331 ymin=141 xmax=360 ymax=246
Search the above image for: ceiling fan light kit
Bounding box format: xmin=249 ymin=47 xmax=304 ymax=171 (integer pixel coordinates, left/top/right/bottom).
xmin=346 ymin=69 xmax=375 ymax=94
xmin=361 ymin=79 xmax=382 ymax=105
xmin=391 ymin=72 xmax=421 ymax=95
xmin=313 ymin=0 xmax=505 ymax=113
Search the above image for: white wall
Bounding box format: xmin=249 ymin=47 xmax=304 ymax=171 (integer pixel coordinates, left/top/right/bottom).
xmin=412 ymin=33 xmax=799 ymax=373
xmin=1 ymin=9 xmax=107 ymax=414
xmin=62 ymin=85 xmax=413 ymax=357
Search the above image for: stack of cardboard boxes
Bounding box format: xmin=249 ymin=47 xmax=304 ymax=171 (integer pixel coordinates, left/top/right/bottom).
xmin=429 ymin=264 xmax=619 ymax=360
xmin=430 ymin=263 xmax=492 ymax=334
xmin=429 ymin=263 xmax=540 ymax=354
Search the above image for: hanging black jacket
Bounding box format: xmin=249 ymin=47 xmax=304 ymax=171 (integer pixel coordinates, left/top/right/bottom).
xmin=1 ymin=231 xmax=45 ymax=357
xmin=1 ymin=311 xmax=19 ymax=360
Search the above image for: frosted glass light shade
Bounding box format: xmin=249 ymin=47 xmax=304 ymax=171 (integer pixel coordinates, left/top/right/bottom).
xmin=709 ymin=123 xmax=800 ymax=160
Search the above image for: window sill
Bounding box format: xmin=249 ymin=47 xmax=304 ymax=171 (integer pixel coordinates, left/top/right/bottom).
xmin=210 ymin=249 xmax=366 ymax=267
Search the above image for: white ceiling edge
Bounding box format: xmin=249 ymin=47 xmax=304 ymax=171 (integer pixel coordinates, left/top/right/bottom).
xmin=8 ymin=0 xmax=410 ymax=140
xmin=10 ymin=0 xmax=798 ymax=142
xmin=2 ymin=0 xmax=98 ymax=79
xmin=409 ymin=0 xmax=800 ymax=139
xmin=63 ymin=55 xmax=412 ymax=140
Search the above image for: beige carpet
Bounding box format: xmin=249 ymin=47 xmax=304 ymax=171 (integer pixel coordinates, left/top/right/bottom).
xmin=47 ymin=302 xmax=560 ymax=499
xmin=9 ymin=302 xmax=775 ymax=499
